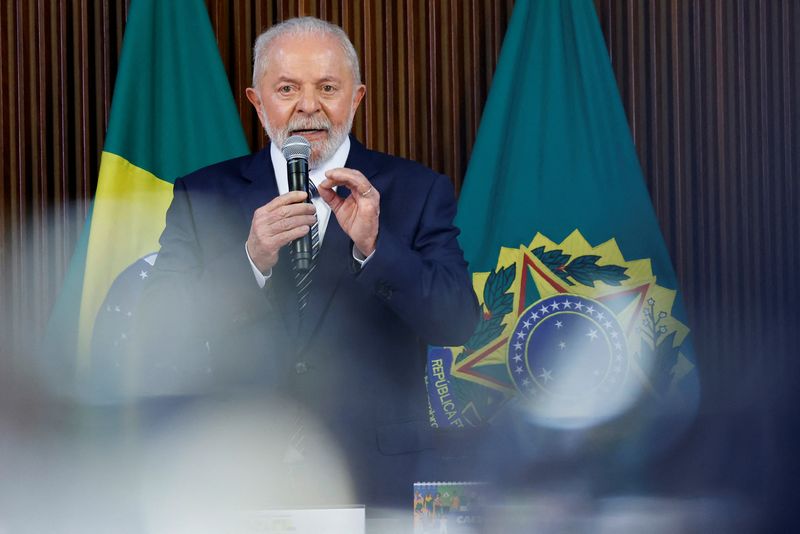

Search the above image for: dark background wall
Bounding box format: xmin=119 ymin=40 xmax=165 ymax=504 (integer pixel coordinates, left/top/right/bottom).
xmin=592 ymin=1 xmax=798 ymax=521
xmin=2 ymin=0 xmax=798 ymax=520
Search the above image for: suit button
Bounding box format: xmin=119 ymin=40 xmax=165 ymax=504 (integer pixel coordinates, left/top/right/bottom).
xmin=295 ymin=361 xmax=309 ymax=374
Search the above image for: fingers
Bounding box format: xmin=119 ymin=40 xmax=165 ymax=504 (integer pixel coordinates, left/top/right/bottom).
xmin=317 ymin=180 xmax=343 ymax=211
xmin=252 ymin=191 xmax=315 ymax=238
xmin=264 ymin=190 xmax=307 ymax=209
xmin=322 ymin=168 xmax=373 ymax=196
xmin=254 ymin=202 xmax=315 ymax=226
xmin=269 ymin=224 xmax=313 ymax=247
xmin=247 ymin=191 xmax=315 ymax=273
xmin=321 ymin=168 xmax=379 ymax=214
xmin=318 ymin=169 xmax=379 ymax=257
xmin=268 ymin=213 xmax=317 ymax=233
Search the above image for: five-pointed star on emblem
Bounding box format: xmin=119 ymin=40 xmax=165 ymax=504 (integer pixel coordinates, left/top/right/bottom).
xmin=558 ymin=341 xmax=567 ymax=350
xmin=539 ymin=369 xmax=553 ymax=383
xmin=586 ymin=329 xmax=599 ymax=341
xmin=516 ymin=331 xmax=525 ymax=340
xmin=539 ymin=304 xmax=550 ymax=315
xmin=562 ymin=299 xmax=572 ymax=309
xmin=514 ymin=366 xmax=524 ymax=375
xmin=513 ymin=353 xmax=523 ymax=362
xmin=513 ymin=341 xmax=523 ymax=351
xmin=555 ymin=320 xmax=563 ymax=329
xmin=523 ymin=319 xmax=532 ymax=329
xmin=574 ymin=302 xmax=584 ymax=310
xmin=139 ymin=270 xmax=149 ymax=280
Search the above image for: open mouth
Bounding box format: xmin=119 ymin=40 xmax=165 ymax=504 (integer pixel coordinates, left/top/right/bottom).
xmin=291 ymin=128 xmax=327 ymax=136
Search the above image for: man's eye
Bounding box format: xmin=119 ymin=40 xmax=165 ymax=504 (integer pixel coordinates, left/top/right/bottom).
xmin=322 ymin=84 xmax=336 ymax=93
xmin=278 ymin=85 xmax=293 ymax=94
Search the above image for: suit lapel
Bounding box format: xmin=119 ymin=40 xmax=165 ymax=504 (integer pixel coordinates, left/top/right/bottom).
xmin=237 ymin=148 xmax=300 ymax=339
xmin=297 ymin=136 xmax=380 ymax=354
xmin=237 ymin=148 xmax=278 ymax=221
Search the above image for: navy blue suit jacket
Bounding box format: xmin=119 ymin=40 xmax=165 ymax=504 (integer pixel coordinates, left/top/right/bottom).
xmin=136 ymin=136 xmax=479 ymax=503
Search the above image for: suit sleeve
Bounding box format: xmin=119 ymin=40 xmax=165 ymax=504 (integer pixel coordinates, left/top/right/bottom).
xmin=354 ymin=174 xmax=480 ymax=346
xmin=140 ymin=178 xmax=271 ymax=327
xmin=131 ymin=178 xmax=277 ymax=395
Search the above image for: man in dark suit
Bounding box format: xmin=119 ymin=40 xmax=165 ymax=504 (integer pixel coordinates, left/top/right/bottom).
xmin=136 ymin=17 xmax=479 ymax=505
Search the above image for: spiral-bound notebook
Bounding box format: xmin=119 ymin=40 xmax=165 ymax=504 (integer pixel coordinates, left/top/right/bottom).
xmin=413 ymin=482 xmax=486 ymax=533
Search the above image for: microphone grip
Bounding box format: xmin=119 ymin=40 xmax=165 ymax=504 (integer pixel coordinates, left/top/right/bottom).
xmin=287 ymin=158 xmax=312 ymax=272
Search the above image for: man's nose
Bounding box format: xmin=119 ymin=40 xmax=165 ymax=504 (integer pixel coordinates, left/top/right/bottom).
xmin=296 ymin=87 xmax=320 ymax=113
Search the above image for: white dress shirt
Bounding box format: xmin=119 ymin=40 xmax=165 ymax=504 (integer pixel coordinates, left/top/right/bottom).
xmin=245 ymin=137 xmax=372 ymax=288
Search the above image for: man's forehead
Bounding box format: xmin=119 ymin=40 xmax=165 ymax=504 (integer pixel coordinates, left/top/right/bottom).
xmin=266 ymin=33 xmax=346 ymax=67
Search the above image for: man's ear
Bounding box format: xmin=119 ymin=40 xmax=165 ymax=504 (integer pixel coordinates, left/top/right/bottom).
xmin=352 ymin=84 xmax=366 ymax=113
xmin=245 ymin=87 xmax=266 ymax=126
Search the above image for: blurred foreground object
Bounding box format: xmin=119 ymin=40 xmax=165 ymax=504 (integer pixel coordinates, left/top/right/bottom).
xmin=139 ymin=397 xmax=355 ymax=533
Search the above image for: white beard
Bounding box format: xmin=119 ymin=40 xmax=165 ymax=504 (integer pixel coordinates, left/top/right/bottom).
xmin=262 ymin=105 xmax=353 ymax=169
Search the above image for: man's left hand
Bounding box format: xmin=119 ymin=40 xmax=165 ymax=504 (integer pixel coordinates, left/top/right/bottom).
xmin=319 ymin=168 xmax=379 ymax=256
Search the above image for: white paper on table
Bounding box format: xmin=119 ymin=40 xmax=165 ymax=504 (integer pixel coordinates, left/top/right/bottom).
xmin=235 ymin=506 xmax=366 ymax=534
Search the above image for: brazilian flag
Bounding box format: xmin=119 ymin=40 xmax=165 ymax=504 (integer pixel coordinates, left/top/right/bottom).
xmin=427 ymin=0 xmax=698 ymax=431
xmin=44 ymin=0 xmax=248 ymax=398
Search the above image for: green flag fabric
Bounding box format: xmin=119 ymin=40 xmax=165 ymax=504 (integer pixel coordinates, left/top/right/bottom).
xmin=427 ymin=0 xmax=698 ymax=430
xmin=44 ymin=0 xmax=248 ymax=398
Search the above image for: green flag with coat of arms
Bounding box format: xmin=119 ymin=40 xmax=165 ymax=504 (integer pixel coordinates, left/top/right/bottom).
xmin=426 ymin=0 xmax=698 ymax=430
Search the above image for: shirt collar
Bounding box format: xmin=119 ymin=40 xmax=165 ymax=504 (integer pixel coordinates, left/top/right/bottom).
xmin=269 ymin=136 xmax=351 ymax=188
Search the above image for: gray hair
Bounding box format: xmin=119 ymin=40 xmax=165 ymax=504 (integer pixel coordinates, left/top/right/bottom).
xmin=252 ymin=17 xmax=362 ymax=88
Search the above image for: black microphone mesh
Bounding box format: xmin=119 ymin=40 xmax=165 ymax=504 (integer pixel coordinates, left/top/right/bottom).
xmin=282 ymin=135 xmax=311 ymax=161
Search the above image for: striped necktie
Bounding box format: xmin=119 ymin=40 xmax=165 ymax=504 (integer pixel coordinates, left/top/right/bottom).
xmin=295 ymin=180 xmax=320 ymax=313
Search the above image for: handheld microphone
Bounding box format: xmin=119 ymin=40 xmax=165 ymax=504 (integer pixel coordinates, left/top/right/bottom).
xmin=282 ymin=135 xmax=313 ymax=273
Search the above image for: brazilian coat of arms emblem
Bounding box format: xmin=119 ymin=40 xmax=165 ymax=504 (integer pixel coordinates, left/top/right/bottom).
xmin=426 ymin=230 xmax=694 ymax=429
